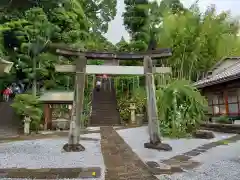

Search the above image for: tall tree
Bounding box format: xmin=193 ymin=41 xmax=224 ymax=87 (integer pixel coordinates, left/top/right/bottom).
xmin=158 ymin=5 xmax=240 ymax=80
xmin=159 ymin=0 xmax=185 ymax=14
xmin=123 ymin=0 xmax=150 ymax=51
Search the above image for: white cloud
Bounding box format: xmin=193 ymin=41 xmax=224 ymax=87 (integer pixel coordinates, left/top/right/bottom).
xmin=105 ymin=0 xmax=240 ymax=44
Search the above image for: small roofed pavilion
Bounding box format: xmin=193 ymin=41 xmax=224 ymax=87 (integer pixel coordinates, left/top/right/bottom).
xmin=39 ymin=91 xmax=73 ymax=130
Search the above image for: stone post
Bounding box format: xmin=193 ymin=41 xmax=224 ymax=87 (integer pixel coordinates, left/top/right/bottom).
xmin=24 ymin=116 xmax=31 ymax=135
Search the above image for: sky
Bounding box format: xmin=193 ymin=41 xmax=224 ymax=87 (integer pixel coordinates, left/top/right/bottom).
xmin=105 ymin=0 xmax=240 ymax=44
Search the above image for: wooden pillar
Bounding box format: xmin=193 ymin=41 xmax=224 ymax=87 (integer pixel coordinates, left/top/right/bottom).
xmin=92 ymin=75 xmax=95 ymax=89
xmin=75 ymin=56 xmax=87 ymax=139
xmin=43 ymin=104 xmax=53 ymax=130
xmin=44 ymin=104 xmax=49 ymax=130
xmin=49 ymin=104 xmax=53 ymax=129
xmin=224 ymin=90 xmax=229 ymax=115
xmin=144 ymin=56 xmax=161 ymax=143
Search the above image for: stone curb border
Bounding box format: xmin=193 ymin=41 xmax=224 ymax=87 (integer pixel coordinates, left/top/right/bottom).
xmin=0 ymin=126 xmax=132 ymax=143
xmin=201 ymin=123 xmax=240 ymax=134
xmin=0 ymin=167 xmax=101 ymax=179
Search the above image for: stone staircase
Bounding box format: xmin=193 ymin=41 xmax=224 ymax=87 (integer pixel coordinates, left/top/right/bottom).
xmin=0 ymin=102 xmax=20 ymax=138
xmin=90 ymin=78 xmax=121 ymax=126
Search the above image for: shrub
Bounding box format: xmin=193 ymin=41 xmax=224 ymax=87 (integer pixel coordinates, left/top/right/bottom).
xmin=11 ymin=94 xmax=43 ymax=132
xmin=215 ymin=115 xmax=230 ymax=124
xmin=117 ymin=87 xmax=146 ymax=123
xmin=156 ymin=79 xmax=207 ymax=138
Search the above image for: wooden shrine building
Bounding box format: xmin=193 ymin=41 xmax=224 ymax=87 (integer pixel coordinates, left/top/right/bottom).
xmin=195 ymin=57 xmax=240 ymax=118
xmin=39 ymin=91 xmax=74 ymax=130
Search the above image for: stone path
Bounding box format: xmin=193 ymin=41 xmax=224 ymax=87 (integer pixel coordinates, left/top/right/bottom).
xmin=145 ymin=134 xmax=240 ymax=175
xmin=100 ymin=126 xmax=158 ymax=180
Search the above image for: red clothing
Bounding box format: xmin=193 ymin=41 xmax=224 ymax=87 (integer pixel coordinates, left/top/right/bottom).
xmin=103 ymin=74 xmax=108 ymax=79
xmin=3 ymin=88 xmax=12 ymax=95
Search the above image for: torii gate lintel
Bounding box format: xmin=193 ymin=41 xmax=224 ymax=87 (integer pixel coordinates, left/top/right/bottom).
xmin=55 ymin=48 xmax=172 ymax=60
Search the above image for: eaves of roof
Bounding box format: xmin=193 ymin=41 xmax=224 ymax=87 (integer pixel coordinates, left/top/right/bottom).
xmin=194 ymin=60 xmax=240 ymax=88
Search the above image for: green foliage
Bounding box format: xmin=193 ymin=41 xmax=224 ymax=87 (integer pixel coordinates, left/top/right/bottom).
xmin=117 ymin=97 xmax=131 ymax=122
xmin=131 ymin=87 xmax=146 ymax=114
xmin=116 ymin=80 xmax=146 ymax=123
xmin=123 ymin=0 xmax=148 ymax=36
xmin=117 ymin=89 xmax=146 ymax=123
xmin=159 ymin=0 xmax=185 ymax=14
xmin=0 ymin=0 xmax=116 ymax=92
xmin=158 ymin=6 xmax=240 ymax=80
xmin=11 ymin=94 xmax=43 ymax=131
xmin=215 ymin=115 xmax=230 ymax=124
xmin=156 ymin=79 xmax=207 ymax=138
xmin=122 ymin=0 xmax=150 ymax=51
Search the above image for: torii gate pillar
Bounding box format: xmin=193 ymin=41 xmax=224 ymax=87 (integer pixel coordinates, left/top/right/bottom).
xmin=143 ymin=56 xmax=172 ymax=151
xmin=63 ymin=56 xmax=87 ymax=152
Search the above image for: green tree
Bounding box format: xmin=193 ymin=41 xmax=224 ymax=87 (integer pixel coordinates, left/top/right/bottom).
xmin=159 ymin=0 xmax=185 ymax=14
xmin=123 ymin=0 xmax=150 ymax=51
xmin=158 ymin=5 xmax=240 ymax=80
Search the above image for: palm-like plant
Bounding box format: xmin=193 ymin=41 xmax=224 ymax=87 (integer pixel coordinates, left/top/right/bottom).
xmin=156 ymin=79 xmax=207 ymax=137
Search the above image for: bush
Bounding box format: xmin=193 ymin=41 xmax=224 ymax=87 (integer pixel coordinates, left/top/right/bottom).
xmin=117 ymin=87 xmax=146 ymax=123
xmin=215 ymin=115 xmax=230 ymax=124
xmin=156 ymin=79 xmax=207 ymax=138
xmin=131 ymin=87 xmax=146 ymax=114
xmin=11 ymin=94 xmax=43 ymax=132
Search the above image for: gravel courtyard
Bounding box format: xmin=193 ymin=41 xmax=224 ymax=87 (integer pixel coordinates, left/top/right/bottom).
xmin=0 ymin=133 xmax=105 ymax=180
xmin=116 ymin=126 xmax=240 ymax=180
xmin=160 ymin=140 xmax=240 ymax=180
xmin=0 ymin=126 xmax=239 ymax=179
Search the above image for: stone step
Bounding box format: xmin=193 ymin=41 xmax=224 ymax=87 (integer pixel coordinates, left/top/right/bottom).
xmin=91 ymin=109 xmax=118 ymax=112
xmin=90 ymin=85 xmax=120 ymax=126
xmin=92 ymin=105 xmax=118 ymax=108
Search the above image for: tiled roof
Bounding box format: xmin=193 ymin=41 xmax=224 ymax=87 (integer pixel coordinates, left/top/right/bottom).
xmin=194 ymin=60 xmax=240 ymax=88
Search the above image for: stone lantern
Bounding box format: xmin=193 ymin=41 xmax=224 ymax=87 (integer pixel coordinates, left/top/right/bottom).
xmin=129 ymin=102 xmax=136 ymax=125
xmin=24 ymin=116 xmax=31 ymax=135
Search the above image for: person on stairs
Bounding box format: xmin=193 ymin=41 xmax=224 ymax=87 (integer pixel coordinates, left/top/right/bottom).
xmin=96 ymin=79 xmax=101 ymax=92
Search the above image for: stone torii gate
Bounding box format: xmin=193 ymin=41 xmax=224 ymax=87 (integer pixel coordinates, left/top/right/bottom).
xmin=53 ymin=46 xmax=173 ymax=152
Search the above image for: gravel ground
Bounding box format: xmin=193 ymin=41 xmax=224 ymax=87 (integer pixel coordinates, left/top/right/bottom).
xmin=116 ymin=126 xmax=235 ymax=161
xmin=0 ymin=133 xmax=105 ymax=180
xmin=158 ymin=139 xmax=240 ymax=180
